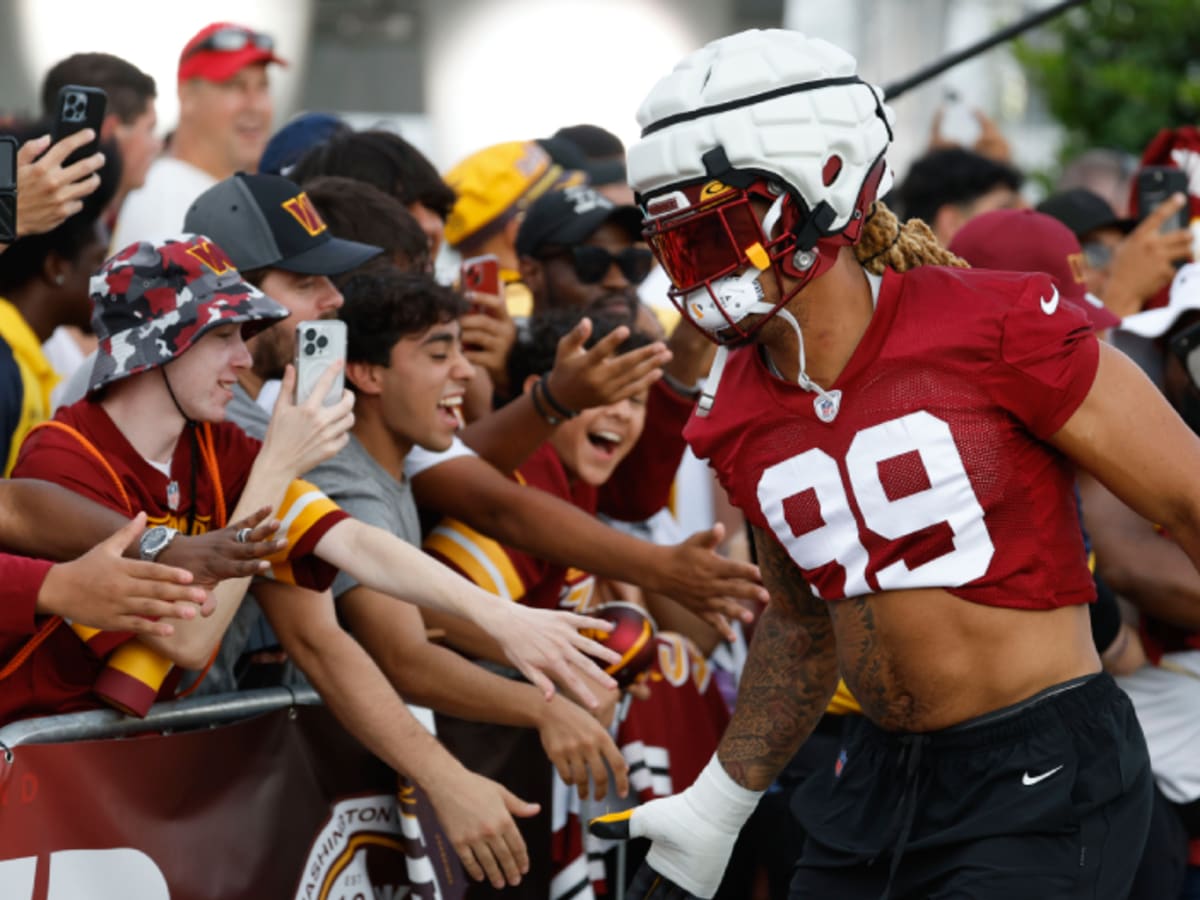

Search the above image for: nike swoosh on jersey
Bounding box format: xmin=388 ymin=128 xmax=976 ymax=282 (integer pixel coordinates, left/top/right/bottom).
xmin=1021 ymin=764 xmax=1064 ymax=786
xmin=1040 ymin=286 xmax=1060 ymax=315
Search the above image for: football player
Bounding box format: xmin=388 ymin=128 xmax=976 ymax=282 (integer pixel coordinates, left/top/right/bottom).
xmin=588 ymin=28 xmax=1200 ymax=899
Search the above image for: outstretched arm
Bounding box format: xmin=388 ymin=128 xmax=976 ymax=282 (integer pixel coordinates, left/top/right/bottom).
xmin=314 ymin=516 xmax=621 ymax=707
xmin=414 ymin=457 xmax=764 ymax=635
xmin=341 ymin=584 xmax=630 ymax=802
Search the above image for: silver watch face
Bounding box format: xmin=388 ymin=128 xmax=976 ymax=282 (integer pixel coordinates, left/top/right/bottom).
xmin=140 ymin=525 xmax=176 ymax=559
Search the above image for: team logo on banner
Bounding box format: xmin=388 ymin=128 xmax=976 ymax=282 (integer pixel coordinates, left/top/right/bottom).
xmin=294 ymin=792 xmax=453 ymax=900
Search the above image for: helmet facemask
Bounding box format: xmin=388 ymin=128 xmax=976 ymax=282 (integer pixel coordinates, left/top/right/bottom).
xmin=642 ymin=158 xmax=887 ymax=347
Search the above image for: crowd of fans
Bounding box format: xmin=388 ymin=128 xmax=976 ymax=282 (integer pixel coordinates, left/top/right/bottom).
xmin=1 ymin=18 xmax=1199 ymax=900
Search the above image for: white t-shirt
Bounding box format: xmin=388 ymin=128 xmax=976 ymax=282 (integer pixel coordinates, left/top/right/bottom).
xmin=110 ymin=157 xmax=217 ymax=250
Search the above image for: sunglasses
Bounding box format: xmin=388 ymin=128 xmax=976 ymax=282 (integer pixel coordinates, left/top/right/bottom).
xmin=546 ymin=245 xmax=655 ymax=285
xmin=1081 ymin=240 xmax=1114 ymax=270
xmin=184 ymin=27 xmax=274 ymax=60
xmin=1169 ymin=319 xmax=1200 ymax=389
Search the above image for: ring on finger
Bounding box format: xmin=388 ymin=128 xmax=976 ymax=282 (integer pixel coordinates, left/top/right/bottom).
xmin=235 ymin=527 xmax=253 ymax=543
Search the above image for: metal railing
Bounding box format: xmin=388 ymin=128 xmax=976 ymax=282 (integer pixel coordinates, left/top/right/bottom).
xmin=0 ymin=686 xmax=321 ymax=761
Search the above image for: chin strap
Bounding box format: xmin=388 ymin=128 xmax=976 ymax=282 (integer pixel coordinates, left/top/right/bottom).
xmin=774 ymin=307 xmax=842 ymax=423
xmin=697 ymin=344 xmax=729 ymax=417
xmin=696 ymin=302 xmax=842 ymax=423
xmin=160 ymin=367 xmax=202 ymax=534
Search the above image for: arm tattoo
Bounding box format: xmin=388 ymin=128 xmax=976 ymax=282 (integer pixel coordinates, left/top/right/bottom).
xmin=718 ymin=526 xmax=838 ymax=791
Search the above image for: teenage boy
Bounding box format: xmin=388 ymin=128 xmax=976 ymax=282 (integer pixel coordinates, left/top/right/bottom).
xmin=307 ymin=271 xmax=638 ymax=898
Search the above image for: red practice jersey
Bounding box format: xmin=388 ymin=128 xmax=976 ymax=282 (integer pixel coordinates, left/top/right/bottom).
xmin=687 ymin=266 xmax=1100 ymax=610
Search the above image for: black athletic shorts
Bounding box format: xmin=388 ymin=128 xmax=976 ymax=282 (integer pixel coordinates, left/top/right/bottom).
xmin=788 ymin=673 xmax=1153 ymax=900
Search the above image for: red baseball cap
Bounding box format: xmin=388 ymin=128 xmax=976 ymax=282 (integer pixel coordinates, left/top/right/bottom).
xmin=949 ymin=208 xmax=1121 ymax=331
xmin=178 ymin=22 xmax=287 ymax=83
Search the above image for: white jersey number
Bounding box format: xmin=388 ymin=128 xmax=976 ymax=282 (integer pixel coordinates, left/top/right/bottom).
xmin=756 ymin=411 xmax=995 ymax=597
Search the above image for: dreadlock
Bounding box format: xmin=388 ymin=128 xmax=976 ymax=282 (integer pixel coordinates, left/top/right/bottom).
xmin=854 ymin=200 xmax=968 ymax=274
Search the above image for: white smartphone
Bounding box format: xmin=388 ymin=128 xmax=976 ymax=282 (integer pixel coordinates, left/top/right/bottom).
xmin=294 ymin=319 xmax=346 ymax=407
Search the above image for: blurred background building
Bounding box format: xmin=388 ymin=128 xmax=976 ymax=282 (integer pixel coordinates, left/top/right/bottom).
xmin=0 ymin=0 xmax=1066 ymax=188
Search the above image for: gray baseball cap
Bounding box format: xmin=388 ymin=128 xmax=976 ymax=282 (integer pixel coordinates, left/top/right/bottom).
xmin=184 ymin=172 xmax=382 ymax=275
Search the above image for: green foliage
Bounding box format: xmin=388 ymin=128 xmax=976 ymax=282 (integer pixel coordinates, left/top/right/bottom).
xmin=1015 ymin=0 xmax=1200 ymax=161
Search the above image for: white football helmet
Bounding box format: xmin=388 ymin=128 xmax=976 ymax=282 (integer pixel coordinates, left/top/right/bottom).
xmin=628 ymin=29 xmax=895 ymax=343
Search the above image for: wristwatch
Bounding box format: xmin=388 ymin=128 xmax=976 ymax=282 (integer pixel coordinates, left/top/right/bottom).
xmin=139 ymin=525 xmax=179 ymax=562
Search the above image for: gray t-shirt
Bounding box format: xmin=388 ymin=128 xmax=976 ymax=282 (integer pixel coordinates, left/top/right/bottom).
xmin=305 ymin=433 xmax=421 ymax=598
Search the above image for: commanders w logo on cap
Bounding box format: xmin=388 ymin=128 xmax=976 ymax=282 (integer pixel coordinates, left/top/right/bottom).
xmin=185 ymin=238 xmax=235 ymax=274
xmin=185 ymin=173 xmax=381 ymax=277
xmin=282 ymin=192 xmax=328 ymax=237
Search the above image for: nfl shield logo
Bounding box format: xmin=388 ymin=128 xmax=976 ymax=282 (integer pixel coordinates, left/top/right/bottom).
xmin=167 ymin=479 xmax=180 ymax=512
xmin=814 ymin=389 xmax=842 ymax=423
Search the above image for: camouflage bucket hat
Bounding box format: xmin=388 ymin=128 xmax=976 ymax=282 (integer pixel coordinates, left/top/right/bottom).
xmin=88 ymin=234 xmax=289 ymax=393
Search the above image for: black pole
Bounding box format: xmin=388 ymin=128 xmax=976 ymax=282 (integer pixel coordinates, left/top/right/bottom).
xmin=882 ymin=0 xmax=1090 ymax=101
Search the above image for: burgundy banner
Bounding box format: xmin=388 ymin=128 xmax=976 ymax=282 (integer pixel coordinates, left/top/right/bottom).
xmin=0 ymin=706 xmax=465 ymax=900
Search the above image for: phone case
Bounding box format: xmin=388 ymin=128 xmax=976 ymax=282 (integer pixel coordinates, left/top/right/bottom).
xmin=461 ymin=254 xmax=501 ymax=296
xmin=0 ymin=136 xmax=16 ymax=243
xmin=52 ymin=85 xmax=107 ymax=166
xmin=294 ymin=320 xmax=347 ymax=407
xmin=1136 ymin=166 xmax=1190 ymax=233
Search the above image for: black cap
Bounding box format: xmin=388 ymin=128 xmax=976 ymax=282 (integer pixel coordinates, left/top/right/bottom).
xmin=1036 ymin=188 xmax=1136 ymax=240
xmin=184 ymin=172 xmax=383 ymax=275
xmin=515 ymin=185 xmax=643 ymax=258
xmin=537 ymin=136 xmax=626 ymax=187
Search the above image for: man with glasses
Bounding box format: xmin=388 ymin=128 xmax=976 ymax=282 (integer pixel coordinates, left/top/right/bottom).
xmin=517 ymin=185 xmax=656 ymax=325
xmin=112 ymin=22 xmax=283 ymax=249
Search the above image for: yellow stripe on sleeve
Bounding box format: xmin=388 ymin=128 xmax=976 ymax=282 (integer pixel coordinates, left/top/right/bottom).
xmin=266 ymin=479 xmax=342 ymax=566
xmin=424 ymin=520 xmax=525 ymax=601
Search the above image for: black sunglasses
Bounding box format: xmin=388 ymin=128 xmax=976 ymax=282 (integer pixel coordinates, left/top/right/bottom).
xmin=184 ymin=27 xmax=274 ymax=60
xmin=1169 ymin=319 xmax=1200 ymax=389
xmin=547 ymin=245 xmax=655 ymax=285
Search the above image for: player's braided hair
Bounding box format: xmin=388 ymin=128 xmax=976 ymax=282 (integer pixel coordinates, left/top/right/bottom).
xmin=853 ymin=200 xmax=968 ymax=274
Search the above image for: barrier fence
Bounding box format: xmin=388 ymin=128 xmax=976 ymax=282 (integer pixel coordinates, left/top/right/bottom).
xmin=0 ymin=688 xmax=464 ymax=900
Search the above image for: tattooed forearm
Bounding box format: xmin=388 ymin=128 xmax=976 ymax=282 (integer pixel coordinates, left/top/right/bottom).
xmin=718 ymin=527 xmax=838 ymax=791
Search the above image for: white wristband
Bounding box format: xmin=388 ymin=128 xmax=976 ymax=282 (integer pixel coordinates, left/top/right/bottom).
xmin=686 ymin=754 xmax=764 ymax=831
xmin=632 ymin=754 xmax=765 ymax=897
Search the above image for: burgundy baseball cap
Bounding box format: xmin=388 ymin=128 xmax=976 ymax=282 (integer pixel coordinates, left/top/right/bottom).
xmin=178 ymin=22 xmax=286 ymax=83
xmin=949 ymin=208 xmax=1121 ymax=331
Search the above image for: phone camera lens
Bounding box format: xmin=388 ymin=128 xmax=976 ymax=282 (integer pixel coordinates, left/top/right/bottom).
xmin=304 ymin=328 xmax=317 ymax=341
xmin=305 ymin=342 xmax=316 ymax=356
xmin=316 ymin=335 xmax=329 ymax=349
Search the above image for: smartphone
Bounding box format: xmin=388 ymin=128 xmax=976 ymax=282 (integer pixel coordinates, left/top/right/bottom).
xmin=0 ymin=135 xmax=16 ymax=243
xmin=461 ymin=253 xmax=501 ymax=306
xmin=294 ymin=319 xmax=346 ymax=407
xmin=1136 ymin=165 xmax=1190 ymax=234
xmin=51 ymin=84 xmax=107 ymax=166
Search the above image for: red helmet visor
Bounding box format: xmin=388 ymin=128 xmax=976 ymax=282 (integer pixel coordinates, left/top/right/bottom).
xmin=644 ymin=189 xmax=782 ymax=295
